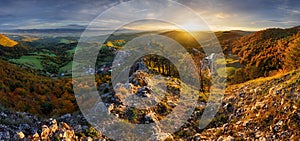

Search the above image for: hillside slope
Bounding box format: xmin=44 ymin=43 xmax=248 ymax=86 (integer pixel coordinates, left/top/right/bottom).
xmin=232 ymin=26 xmax=300 ymax=74
xmin=0 ymin=59 xmax=76 ymax=116
xmin=0 ymin=34 xmax=18 ymax=47
xmin=191 ymin=70 xmax=300 ymax=140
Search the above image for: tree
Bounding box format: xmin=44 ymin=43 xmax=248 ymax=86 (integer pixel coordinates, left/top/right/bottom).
xmin=284 ymin=38 xmax=300 ymax=71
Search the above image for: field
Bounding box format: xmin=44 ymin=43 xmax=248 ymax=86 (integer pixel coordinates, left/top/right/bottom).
xmin=216 ymin=55 xmax=242 ymax=79
xmin=59 ymin=61 xmax=73 ymax=74
xmin=9 ymin=56 xmax=43 ymax=70
xmin=66 ymin=47 xmax=76 ymax=55
xmin=30 ymin=52 xmax=57 ymax=57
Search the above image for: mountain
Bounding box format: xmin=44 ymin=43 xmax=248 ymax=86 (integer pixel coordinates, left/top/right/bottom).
xmin=4 ymin=29 xmax=85 ymax=34
xmin=0 ymin=34 xmax=18 ymax=47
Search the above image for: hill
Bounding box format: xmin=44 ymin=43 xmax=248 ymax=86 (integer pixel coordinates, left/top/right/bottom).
xmin=188 ymin=69 xmax=300 ymax=140
xmin=0 ymin=34 xmax=29 ymax=58
xmin=160 ymin=30 xmax=201 ymax=51
xmin=158 ymin=30 xmax=251 ymax=55
xmin=0 ymin=59 xmax=76 ymax=116
xmin=232 ymin=26 xmax=300 ymax=76
xmin=0 ymin=34 xmax=18 ymax=47
xmin=215 ymin=30 xmax=252 ymax=53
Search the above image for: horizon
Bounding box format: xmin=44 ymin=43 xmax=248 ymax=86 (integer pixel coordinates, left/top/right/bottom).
xmin=2 ymin=25 xmax=299 ymax=34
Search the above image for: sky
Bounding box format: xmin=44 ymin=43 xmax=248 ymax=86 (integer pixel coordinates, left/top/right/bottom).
xmin=0 ymin=0 xmax=300 ymax=31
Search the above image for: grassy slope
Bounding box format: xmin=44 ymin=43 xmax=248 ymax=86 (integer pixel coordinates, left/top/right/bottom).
xmin=9 ymin=56 xmax=43 ymax=70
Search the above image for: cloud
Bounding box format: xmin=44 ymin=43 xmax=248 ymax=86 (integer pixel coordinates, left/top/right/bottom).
xmin=215 ymin=13 xmax=232 ymax=19
xmin=0 ymin=0 xmax=299 ymax=30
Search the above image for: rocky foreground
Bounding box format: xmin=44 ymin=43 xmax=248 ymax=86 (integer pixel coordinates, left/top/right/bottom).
xmin=191 ymin=70 xmax=300 ymax=140
xmin=0 ymin=110 xmax=107 ymax=141
xmin=1 ymin=68 xmax=299 ymax=141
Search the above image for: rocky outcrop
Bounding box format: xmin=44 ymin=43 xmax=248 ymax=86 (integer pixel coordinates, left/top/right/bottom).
xmin=0 ymin=110 xmax=106 ymax=141
xmin=183 ymin=70 xmax=300 ymax=140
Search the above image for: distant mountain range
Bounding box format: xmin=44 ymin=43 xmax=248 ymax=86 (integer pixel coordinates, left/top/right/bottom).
xmin=0 ymin=28 xmax=146 ymax=36
xmin=1 ymin=28 xmax=85 ymax=34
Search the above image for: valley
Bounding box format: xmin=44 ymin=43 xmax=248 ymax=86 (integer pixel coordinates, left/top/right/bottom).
xmin=0 ymin=26 xmax=299 ymax=140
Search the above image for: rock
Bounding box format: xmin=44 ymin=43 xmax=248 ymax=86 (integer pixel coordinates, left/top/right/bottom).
xmin=123 ymin=83 xmax=133 ymax=90
xmin=49 ymin=119 xmax=58 ymax=135
xmin=132 ymin=62 xmax=149 ymax=73
xmin=258 ymin=137 xmax=267 ymax=141
xmin=226 ymin=136 xmax=234 ymax=141
xmin=145 ymin=111 xmax=158 ymax=123
xmin=0 ymin=112 xmax=7 ymax=118
xmin=167 ymin=101 xmax=177 ymax=107
xmin=243 ymin=120 xmax=251 ymax=127
xmin=61 ymin=122 xmax=71 ymax=130
xmin=239 ymin=92 xmax=245 ymax=98
xmin=223 ymin=103 xmax=234 ymax=112
xmin=18 ymin=123 xmax=33 ymax=135
xmin=194 ymin=135 xmax=201 ymax=141
xmin=60 ymin=113 xmax=72 ymax=119
xmin=74 ymin=125 xmax=82 ymax=133
xmin=193 ymin=133 xmax=209 ymax=141
xmin=17 ymin=131 xmax=25 ymax=139
xmin=82 ymin=126 xmax=89 ymax=131
xmin=255 ymin=131 xmax=263 ymax=138
xmin=86 ymin=136 xmax=93 ymax=141
xmin=1 ymin=131 xmax=11 ymax=140
xmin=32 ymin=132 xmax=40 ymax=140
xmin=114 ymin=83 xmax=133 ymax=94
xmin=150 ymin=132 xmax=173 ymax=141
xmin=55 ymin=122 xmax=77 ymax=141
xmin=137 ymin=86 xmax=152 ymax=97
xmin=217 ymin=136 xmax=234 ymax=141
xmin=101 ymin=92 xmax=113 ymax=99
xmin=254 ymin=102 xmax=265 ymax=109
xmin=99 ymin=83 xmax=110 ymax=92
xmin=41 ymin=125 xmax=50 ymax=140
xmin=63 ymin=130 xmax=75 ymax=140
xmin=276 ymin=120 xmax=283 ymax=126
xmin=108 ymin=104 xmax=114 ymax=114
